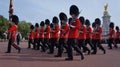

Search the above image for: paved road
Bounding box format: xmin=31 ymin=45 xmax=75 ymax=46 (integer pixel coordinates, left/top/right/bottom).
xmin=0 ymin=42 xmax=120 ymax=67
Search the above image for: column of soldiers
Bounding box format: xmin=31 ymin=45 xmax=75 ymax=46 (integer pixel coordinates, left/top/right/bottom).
xmin=6 ymin=5 xmax=120 ymax=61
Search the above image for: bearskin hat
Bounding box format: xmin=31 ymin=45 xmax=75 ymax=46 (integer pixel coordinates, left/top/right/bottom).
xmin=92 ymin=22 xmax=95 ymax=28
xmin=52 ymin=16 xmax=59 ymax=24
xmin=30 ymin=25 xmax=34 ymax=30
xmin=68 ymin=18 xmax=72 ymax=24
xmin=40 ymin=21 xmax=45 ymax=26
xmin=116 ymin=26 xmax=119 ymax=31
xmin=79 ymin=16 xmax=85 ymax=25
xmin=59 ymin=12 xmax=67 ymax=22
xmin=45 ymin=19 xmax=50 ymax=25
xmin=70 ymin=5 xmax=79 ymax=16
xmin=109 ymin=22 xmax=114 ymax=29
xmin=85 ymin=19 xmax=90 ymax=26
xmin=50 ymin=23 xmax=54 ymax=28
xmin=35 ymin=23 xmax=39 ymax=28
xmin=95 ymin=18 xmax=101 ymax=26
xmin=11 ymin=15 xmax=19 ymax=25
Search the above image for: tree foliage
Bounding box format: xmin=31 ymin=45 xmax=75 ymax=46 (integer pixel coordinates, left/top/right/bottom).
xmin=18 ymin=21 xmax=32 ymax=39
xmin=0 ymin=15 xmax=9 ymax=39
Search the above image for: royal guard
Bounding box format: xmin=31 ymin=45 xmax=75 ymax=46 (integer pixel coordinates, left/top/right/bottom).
xmin=108 ymin=22 xmax=117 ymax=49
xmin=54 ymin=12 xmax=69 ymax=57
xmin=44 ymin=19 xmax=51 ymax=51
xmin=34 ymin=23 xmax=40 ymax=50
xmin=92 ymin=22 xmax=96 ymax=45
xmin=114 ymin=26 xmax=119 ymax=48
xmin=28 ymin=25 xmax=34 ymax=49
xmin=6 ymin=15 xmax=21 ymax=53
xmin=85 ymin=19 xmax=94 ymax=50
xmin=78 ymin=16 xmax=90 ymax=55
xmin=48 ymin=16 xmax=60 ymax=54
xmin=39 ymin=21 xmax=46 ymax=52
xmin=91 ymin=18 xmax=106 ymax=54
xmin=65 ymin=5 xmax=84 ymax=61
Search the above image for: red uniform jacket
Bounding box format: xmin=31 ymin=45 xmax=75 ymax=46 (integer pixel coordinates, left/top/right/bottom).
xmin=92 ymin=28 xmax=96 ymax=40
xmin=35 ymin=28 xmax=39 ymax=39
xmin=7 ymin=25 xmax=18 ymax=40
xmin=51 ymin=24 xmax=60 ymax=38
xmin=115 ymin=31 xmax=120 ymax=39
xmin=94 ymin=27 xmax=102 ymax=40
xmin=109 ymin=29 xmax=115 ymax=39
xmin=86 ymin=27 xmax=92 ymax=39
xmin=68 ymin=18 xmax=81 ymax=38
xmin=60 ymin=23 xmax=69 ymax=39
xmin=78 ymin=25 xmax=86 ymax=39
xmin=44 ymin=26 xmax=51 ymax=38
xmin=29 ymin=30 xmax=34 ymax=39
xmin=39 ymin=27 xmax=44 ymax=38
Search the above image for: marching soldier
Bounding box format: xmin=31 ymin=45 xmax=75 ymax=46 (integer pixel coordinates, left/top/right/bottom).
xmin=39 ymin=21 xmax=46 ymax=52
xmin=108 ymin=22 xmax=117 ymax=49
xmin=6 ymin=15 xmax=21 ymax=53
xmin=44 ymin=19 xmax=51 ymax=52
xmin=92 ymin=22 xmax=96 ymax=45
xmin=114 ymin=26 xmax=119 ymax=48
xmin=85 ymin=19 xmax=94 ymax=51
xmin=48 ymin=16 xmax=60 ymax=54
xmin=28 ymin=25 xmax=34 ymax=48
xmin=55 ymin=12 xmax=69 ymax=57
xmin=34 ymin=23 xmax=40 ymax=50
xmin=78 ymin=16 xmax=90 ymax=55
xmin=65 ymin=5 xmax=84 ymax=61
xmin=91 ymin=18 xmax=106 ymax=54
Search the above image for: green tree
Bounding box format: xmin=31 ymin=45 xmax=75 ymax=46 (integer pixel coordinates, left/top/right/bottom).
xmin=18 ymin=21 xmax=32 ymax=39
xmin=0 ymin=15 xmax=9 ymax=39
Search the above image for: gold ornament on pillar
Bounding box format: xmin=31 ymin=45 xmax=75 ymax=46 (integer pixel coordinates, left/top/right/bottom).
xmin=104 ymin=3 xmax=108 ymax=15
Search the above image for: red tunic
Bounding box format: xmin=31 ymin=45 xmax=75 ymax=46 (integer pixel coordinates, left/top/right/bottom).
xmin=94 ymin=27 xmax=102 ymax=40
xmin=34 ymin=28 xmax=39 ymax=38
xmin=78 ymin=25 xmax=86 ymax=39
xmin=60 ymin=23 xmax=69 ymax=39
xmin=51 ymin=25 xmax=60 ymax=38
xmin=44 ymin=26 xmax=51 ymax=38
xmin=115 ymin=31 xmax=120 ymax=39
xmin=86 ymin=27 xmax=92 ymax=39
xmin=109 ymin=29 xmax=115 ymax=39
xmin=39 ymin=27 xmax=44 ymax=38
xmin=92 ymin=28 xmax=96 ymax=40
xmin=68 ymin=18 xmax=81 ymax=38
xmin=7 ymin=25 xmax=18 ymax=40
xmin=29 ymin=30 xmax=34 ymax=39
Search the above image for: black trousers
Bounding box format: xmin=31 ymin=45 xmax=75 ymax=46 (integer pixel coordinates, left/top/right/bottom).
xmin=115 ymin=38 xmax=120 ymax=44
xmin=34 ymin=38 xmax=39 ymax=50
xmin=78 ymin=39 xmax=90 ymax=52
xmin=17 ymin=39 xmax=20 ymax=45
xmin=107 ymin=38 xmax=114 ymax=49
xmin=44 ymin=38 xmax=50 ymax=49
xmin=57 ymin=38 xmax=67 ymax=56
xmin=49 ymin=38 xmax=58 ymax=53
xmin=28 ymin=39 xmax=34 ymax=48
xmin=92 ymin=39 xmax=105 ymax=54
xmin=85 ymin=38 xmax=94 ymax=50
xmin=39 ymin=38 xmax=46 ymax=51
xmin=67 ymin=38 xmax=83 ymax=59
xmin=6 ymin=39 xmax=21 ymax=52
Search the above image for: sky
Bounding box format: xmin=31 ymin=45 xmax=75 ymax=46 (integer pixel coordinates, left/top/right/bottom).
xmin=0 ymin=0 xmax=120 ymax=26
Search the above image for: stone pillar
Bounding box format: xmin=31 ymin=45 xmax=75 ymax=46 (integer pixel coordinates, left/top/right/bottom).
xmin=102 ymin=4 xmax=111 ymax=41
